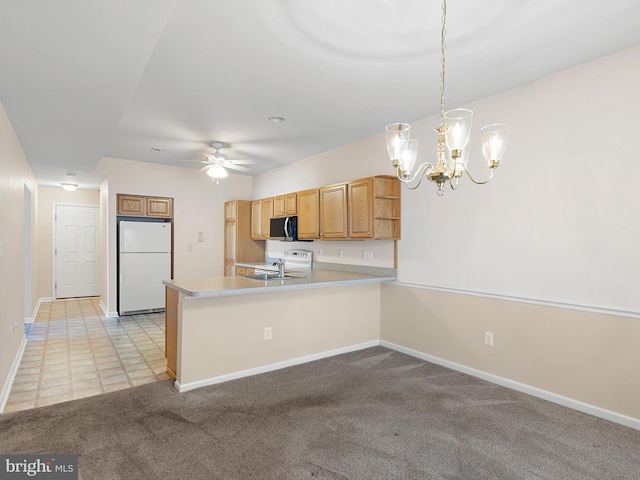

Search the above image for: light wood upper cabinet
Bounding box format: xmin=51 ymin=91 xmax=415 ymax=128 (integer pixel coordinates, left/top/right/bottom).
xmin=273 ymin=195 xmax=285 ymax=217
xmin=117 ymin=194 xmax=173 ymax=218
xmin=348 ymin=176 xmax=401 ymax=240
xmin=320 ymin=184 xmax=348 ymax=239
xmin=261 ymin=197 xmax=273 ymax=239
xmin=274 ymin=193 xmax=297 ymax=217
xmin=297 ymin=189 xmax=320 ymax=239
xmin=251 ymin=198 xmax=273 ymax=239
xmin=117 ymin=195 xmax=145 ymax=216
xmin=348 ymin=178 xmax=373 ymax=238
xmin=225 ymin=200 xmax=265 ymax=276
xmin=250 ymin=176 xmax=399 ymax=242
xmin=284 ymin=193 xmax=297 ymax=215
xmin=251 ymin=200 xmax=261 ymax=239
xmin=146 ymin=197 xmax=172 ymax=218
xmin=224 ymin=201 xmax=237 ymax=222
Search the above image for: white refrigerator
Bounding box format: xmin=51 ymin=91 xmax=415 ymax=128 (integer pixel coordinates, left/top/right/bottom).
xmin=118 ymin=221 xmax=172 ymax=315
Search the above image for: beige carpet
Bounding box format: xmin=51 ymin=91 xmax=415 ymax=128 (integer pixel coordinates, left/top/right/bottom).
xmin=1 ymin=347 xmax=639 ymax=479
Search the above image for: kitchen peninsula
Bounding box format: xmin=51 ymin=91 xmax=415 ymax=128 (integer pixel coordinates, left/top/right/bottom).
xmin=163 ymin=267 xmax=395 ymax=392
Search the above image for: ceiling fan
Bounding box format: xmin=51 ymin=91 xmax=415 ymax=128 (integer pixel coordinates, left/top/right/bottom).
xmin=188 ymin=142 xmax=254 ymax=183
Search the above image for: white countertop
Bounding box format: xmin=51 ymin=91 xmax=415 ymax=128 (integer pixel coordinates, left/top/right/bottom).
xmin=163 ymin=268 xmax=396 ymax=299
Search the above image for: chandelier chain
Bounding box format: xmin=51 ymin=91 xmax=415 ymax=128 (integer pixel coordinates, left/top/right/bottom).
xmin=439 ymin=0 xmax=447 ymax=126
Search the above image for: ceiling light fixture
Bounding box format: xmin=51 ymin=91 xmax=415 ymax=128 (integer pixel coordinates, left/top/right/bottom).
xmin=268 ymin=116 xmax=285 ymax=123
xmin=385 ymin=0 xmax=509 ymax=196
xmin=207 ymin=164 xmax=228 ymax=184
xmin=61 ymin=183 xmax=78 ymax=191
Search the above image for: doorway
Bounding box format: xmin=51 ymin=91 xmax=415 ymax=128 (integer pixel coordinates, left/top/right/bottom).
xmin=54 ymin=204 xmax=100 ymax=299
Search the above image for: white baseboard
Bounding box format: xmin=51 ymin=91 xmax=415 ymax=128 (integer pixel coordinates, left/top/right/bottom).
xmin=175 ymin=340 xmax=380 ymax=393
xmin=380 ymin=340 xmax=640 ymax=432
xmin=25 ymin=297 xmax=54 ymax=324
xmin=98 ymin=300 xmax=118 ymax=318
xmin=0 ymin=334 xmax=28 ymax=414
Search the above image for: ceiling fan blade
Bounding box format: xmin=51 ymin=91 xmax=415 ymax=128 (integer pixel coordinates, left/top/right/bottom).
xmin=199 ymin=164 xmax=212 ymax=172
xmin=224 ymin=163 xmax=250 ymax=172
xmin=179 ymin=159 xmax=210 ymax=165
xmin=226 ymin=160 xmax=254 ymax=165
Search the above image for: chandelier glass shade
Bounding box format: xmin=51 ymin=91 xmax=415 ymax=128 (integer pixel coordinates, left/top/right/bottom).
xmin=385 ymin=0 xmax=509 ymax=195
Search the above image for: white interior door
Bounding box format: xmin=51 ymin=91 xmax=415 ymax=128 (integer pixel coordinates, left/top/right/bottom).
xmin=55 ymin=205 xmax=100 ymax=299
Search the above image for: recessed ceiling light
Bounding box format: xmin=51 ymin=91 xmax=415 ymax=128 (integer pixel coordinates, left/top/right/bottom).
xmin=268 ymin=116 xmax=285 ymax=123
xmin=150 ymin=146 xmax=165 ymax=152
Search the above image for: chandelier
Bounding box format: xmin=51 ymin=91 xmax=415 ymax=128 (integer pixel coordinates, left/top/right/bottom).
xmin=385 ymin=0 xmax=509 ymax=195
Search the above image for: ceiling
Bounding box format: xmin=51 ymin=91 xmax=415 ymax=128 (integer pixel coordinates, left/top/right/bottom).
xmin=1 ymin=1 xmax=639 ymax=189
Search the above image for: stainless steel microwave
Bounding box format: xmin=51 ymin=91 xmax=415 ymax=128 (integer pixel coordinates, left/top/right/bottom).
xmin=269 ymin=216 xmax=297 ymax=241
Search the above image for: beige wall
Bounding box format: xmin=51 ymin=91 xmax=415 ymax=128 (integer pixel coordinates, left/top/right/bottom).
xmin=178 ymin=283 xmax=381 ymax=387
xmin=381 ymin=284 xmax=640 ymax=421
xmin=0 ymin=100 xmax=37 ymax=400
xmin=35 ymin=186 xmax=100 ymax=300
xmin=96 ymin=157 xmax=255 ymax=315
xmin=255 ymin=46 xmax=640 ymax=423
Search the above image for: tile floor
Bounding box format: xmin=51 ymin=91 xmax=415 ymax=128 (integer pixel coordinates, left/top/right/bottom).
xmin=4 ymin=297 xmax=169 ymax=413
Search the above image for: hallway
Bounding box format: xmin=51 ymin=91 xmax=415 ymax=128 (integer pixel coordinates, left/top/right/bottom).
xmin=4 ymin=297 xmax=169 ymax=413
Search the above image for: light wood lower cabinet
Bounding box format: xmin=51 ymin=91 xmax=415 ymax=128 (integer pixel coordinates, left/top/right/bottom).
xmin=235 ymin=266 xmax=256 ymax=276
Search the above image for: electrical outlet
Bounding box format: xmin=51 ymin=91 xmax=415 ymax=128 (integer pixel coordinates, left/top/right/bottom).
xmin=362 ymin=250 xmax=373 ymax=260
xmin=197 ymin=231 xmax=204 ymax=242
xmin=188 ymin=244 xmax=193 ymax=252
xmin=338 ymin=249 xmax=344 ymax=258
xmin=484 ymin=331 xmax=494 ymax=347
xmin=318 ymin=248 xmax=323 ymax=256
xmin=264 ymin=327 xmax=272 ymax=340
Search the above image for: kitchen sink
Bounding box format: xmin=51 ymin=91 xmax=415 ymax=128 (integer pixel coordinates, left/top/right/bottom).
xmin=245 ymin=273 xmax=301 ymax=281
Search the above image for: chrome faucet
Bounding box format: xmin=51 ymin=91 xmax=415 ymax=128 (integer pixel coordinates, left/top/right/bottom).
xmin=273 ymin=259 xmax=286 ymax=278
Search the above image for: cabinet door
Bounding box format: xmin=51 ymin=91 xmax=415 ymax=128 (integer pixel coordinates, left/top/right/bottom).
xmin=273 ymin=195 xmax=285 ymax=217
xmin=348 ymin=178 xmax=373 ymax=238
xmin=284 ymin=193 xmax=297 ymax=215
xmin=117 ymin=195 xmax=145 ymax=216
xmin=251 ymin=200 xmax=262 ymax=239
xmin=224 ymin=201 xmax=237 ymax=222
xmin=261 ymin=198 xmax=273 ymax=239
xmin=297 ymin=189 xmax=320 ymax=239
xmin=224 ymin=221 xmax=237 ymax=262
xmin=320 ymin=184 xmax=348 ymax=239
xmin=146 ymin=197 xmax=172 ymax=218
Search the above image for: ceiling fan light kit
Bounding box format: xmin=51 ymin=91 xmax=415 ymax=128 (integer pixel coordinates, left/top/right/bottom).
xmin=385 ymin=0 xmax=509 ymax=196
xmin=207 ymin=164 xmax=228 ymax=184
